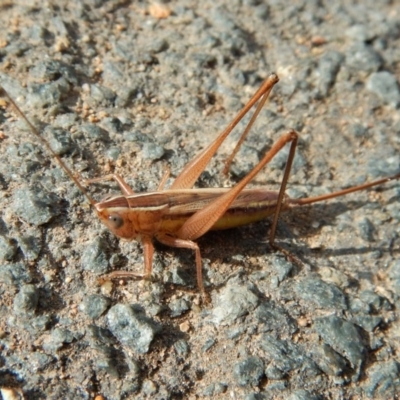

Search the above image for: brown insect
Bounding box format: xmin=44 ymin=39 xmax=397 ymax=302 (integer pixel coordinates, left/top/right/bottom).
xmin=1 ymin=74 xmax=398 ymax=296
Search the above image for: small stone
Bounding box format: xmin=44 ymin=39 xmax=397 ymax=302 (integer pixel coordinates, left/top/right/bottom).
xmin=364 ymin=360 xmax=400 ymax=397
xmin=311 ymin=344 xmax=348 ymax=376
xmin=352 ymin=315 xmax=382 ymax=332
xmin=265 ymin=364 xmax=285 ymax=380
xmin=359 ymin=290 xmax=392 ymax=312
xmin=202 ymin=338 xmax=216 ymax=353
xmin=260 ymin=334 xmax=319 ymax=377
xmin=169 ymin=297 xmax=190 ymax=317
xmin=174 ymin=339 xmax=189 ymax=357
xmin=79 ymin=294 xmax=111 ymax=319
xmin=0 ymin=263 xmax=32 ymax=285
xmin=314 ymin=316 xmax=366 ymax=379
xmin=81 ymin=237 xmax=109 ymax=274
xmin=345 ymin=44 xmax=382 ymax=75
xmin=142 ymin=142 xmax=165 ymax=161
xmin=107 ymin=304 xmax=157 ymax=354
xmin=202 ymin=382 xmax=227 ymax=397
xmin=13 ymin=284 xmax=39 ymax=317
xmin=212 ymin=281 xmax=259 ymax=326
xmin=358 ymin=217 xmax=375 ymax=242
xmin=366 ymin=71 xmax=400 ymax=108
xmin=79 ymin=124 xmax=109 ymax=141
xmin=255 ymin=300 xmax=297 ymax=335
xmin=142 ymin=380 xmax=157 ymax=395
xmin=0 ymin=236 xmax=17 ymax=261
xmin=233 ymin=356 xmax=264 ymax=386
xmin=29 ymin=352 xmax=53 ymax=372
xmin=294 ymin=278 xmax=347 ymax=310
xmin=16 ymin=234 xmax=41 ymax=261
xmin=42 ymin=328 xmax=76 ymax=353
xmin=12 ymin=186 xmax=59 ymax=226
xmin=43 ymin=126 xmax=75 ymax=155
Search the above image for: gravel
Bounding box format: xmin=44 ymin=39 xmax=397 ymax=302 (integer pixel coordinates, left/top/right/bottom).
xmin=0 ymin=0 xmax=399 ymax=398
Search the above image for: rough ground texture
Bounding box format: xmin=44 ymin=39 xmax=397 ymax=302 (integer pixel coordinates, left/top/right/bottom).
xmin=0 ymin=1 xmax=399 ymax=399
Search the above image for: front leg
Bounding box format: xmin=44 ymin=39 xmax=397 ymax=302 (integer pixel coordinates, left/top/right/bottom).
xmin=155 ymin=233 xmax=204 ymax=295
xmin=98 ymin=235 xmax=154 ymax=282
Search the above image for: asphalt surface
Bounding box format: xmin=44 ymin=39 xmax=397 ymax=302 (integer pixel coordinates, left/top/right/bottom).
xmin=0 ymin=1 xmax=399 ymax=399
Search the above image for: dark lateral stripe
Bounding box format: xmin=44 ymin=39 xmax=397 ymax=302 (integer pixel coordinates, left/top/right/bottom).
xmin=96 ymin=188 xmax=285 ymax=215
xmin=97 ymin=196 xmax=129 ymax=209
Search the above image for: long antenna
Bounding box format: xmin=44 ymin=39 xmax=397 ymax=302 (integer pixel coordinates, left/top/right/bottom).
xmin=0 ymin=86 xmax=96 ymax=207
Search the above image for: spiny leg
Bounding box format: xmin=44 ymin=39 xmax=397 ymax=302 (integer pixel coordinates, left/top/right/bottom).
xmin=176 ymin=130 xmax=299 ymax=241
xmin=267 ymin=131 xmax=302 ymax=263
xmin=166 ymin=130 xmax=298 ymax=295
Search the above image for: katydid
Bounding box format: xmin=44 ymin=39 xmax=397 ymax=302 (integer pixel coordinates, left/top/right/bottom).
xmin=1 ymin=74 xmax=398 ymax=295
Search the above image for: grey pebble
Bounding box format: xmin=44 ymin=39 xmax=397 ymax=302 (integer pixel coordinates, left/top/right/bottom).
xmin=270 ymin=255 xmax=294 ymax=283
xmin=148 ymin=38 xmax=169 ymax=54
xmin=13 ymin=284 xmax=39 ymax=317
xmin=79 ymin=124 xmax=110 ymax=141
xmin=142 ymin=380 xmax=158 ymax=396
xmin=0 ymin=263 xmax=32 ymax=286
xmin=212 ymin=281 xmax=259 ymax=325
xmin=43 ymin=126 xmax=75 ymax=156
xmin=81 ymin=237 xmax=109 ymax=274
xmin=359 ymin=290 xmax=391 ymax=312
xmin=26 ymin=80 xmax=70 ymax=109
xmin=30 ymin=59 xmax=76 ymax=83
xmin=0 ymin=236 xmax=17 ymax=261
xmin=314 ymin=316 xmax=366 ymax=378
xmin=105 ymin=146 xmax=121 ymax=161
xmin=366 ymin=71 xmax=400 ymax=108
xmin=169 ymin=297 xmax=190 ymax=317
xmin=255 ymin=301 xmax=297 ymax=336
xmin=12 ymin=186 xmax=59 ymax=226
xmin=16 ymin=233 xmax=41 ymax=261
xmin=107 ymin=304 xmax=157 ymax=354
xmin=311 ymin=343 xmax=348 ymax=377
xmin=265 ymin=364 xmax=285 ymax=380
xmin=345 ymin=44 xmax=382 ymax=75
xmin=203 ymin=382 xmax=227 ymax=397
xmin=93 ymin=349 xmax=119 ymax=378
xmin=79 ymin=294 xmax=111 ymax=319
xmin=174 ymin=339 xmax=189 ymax=357
xmin=260 ymin=334 xmax=319 ymax=377
xmin=43 ymin=328 xmax=76 ymax=353
xmin=233 ymin=356 xmax=264 ymax=387
xmin=100 ymin=116 xmax=124 ymax=134
xmin=315 ymin=51 xmax=344 ymax=96
xmin=142 ymin=142 xmax=165 ymax=161
xmin=202 ymin=337 xmax=216 ymax=353
xmin=345 ymin=24 xmax=374 ymax=42
xmin=86 ymin=84 xmax=116 ymax=107
xmin=293 ymin=277 xmax=347 ymax=310
xmin=365 ymin=360 xmax=400 ymax=397
xmin=367 ymin=152 xmax=400 ymax=178
xmin=352 ymin=314 xmax=382 ymax=332
xmin=29 ymin=352 xmax=53 ymax=372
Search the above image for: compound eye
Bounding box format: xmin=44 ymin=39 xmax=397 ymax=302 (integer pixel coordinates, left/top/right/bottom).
xmin=108 ymin=214 xmax=124 ymax=229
